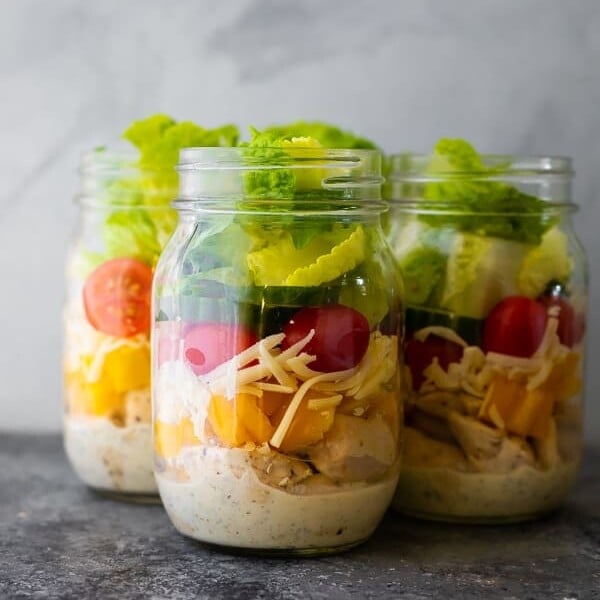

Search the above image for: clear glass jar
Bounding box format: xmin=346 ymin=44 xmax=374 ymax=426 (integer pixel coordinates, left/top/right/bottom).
xmin=63 ymin=149 xmax=177 ymax=501
xmin=385 ymin=153 xmax=587 ymax=523
xmin=153 ymin=146 xmax=404 ymax=554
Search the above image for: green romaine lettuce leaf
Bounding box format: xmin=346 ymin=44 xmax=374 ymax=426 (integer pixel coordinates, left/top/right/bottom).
xmin=261 ymin=120 xmax=377 ymax=149
xmin=247 ymin=225 xmax=365 ymax=286
xmin=518 ymin=227 xmax=574 ymax=297
xmin=398 ymin=246 xmax=446 ymax=305
xmin=99 ymin=114 xmax=239 ymax=266
xmin=440 ymin=232 xmax=530 ymax=318
xmin=420 ymin=138 xmax=555 ymax=244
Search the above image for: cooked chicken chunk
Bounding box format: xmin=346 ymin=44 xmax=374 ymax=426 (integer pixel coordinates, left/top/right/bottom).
xmin=413 ymin=391 xmax=482 ymax=419
xmin=409 ymin=409 xmax=455 ymax=444
xmin=308 ymin=414 xmax=396 ymax=483
xmin=448 ymin=413 xmax=535 ymax=473
xmin=403 ymin=426 xmax=472 ymax=471
xmin=249 ymin=448 xmax=313 ymax=490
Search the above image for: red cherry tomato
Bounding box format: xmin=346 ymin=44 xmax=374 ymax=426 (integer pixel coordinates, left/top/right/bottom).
xmin=405 ymin=335 xmax=464 ymax=391
xmin=183 ymin=323 xmax=258 ymax=375
xmin=537 ymin=295 xmax=585 ymax=347
xmin=281 ymin=305 xmax=370 ymax=372
xmin=483 ymin=296 xmax=548 ymax=357
xmin=83 ymin=257 xmax=153 ymax=337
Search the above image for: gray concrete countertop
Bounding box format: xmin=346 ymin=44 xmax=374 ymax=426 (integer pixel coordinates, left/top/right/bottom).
xmin=0 ymin=434 xmax=598 ymax=599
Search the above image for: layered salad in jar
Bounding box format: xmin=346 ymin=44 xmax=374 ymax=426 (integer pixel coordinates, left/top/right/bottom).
xmin=63 ymin=115 xmax=239 ymax=497
xmin=387 ymin=139 xmax=586 ymax=522
xmin=153 ymin=126 xmax=404 ymax=552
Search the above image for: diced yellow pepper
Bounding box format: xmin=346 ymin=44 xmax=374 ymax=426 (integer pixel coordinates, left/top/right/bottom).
xmin=256 ymin=390 xmax=288 ymax=417
xmin=273 ymin=394 xmax=336 ymax=453
xmin=545 ymin=352 xmax=581 ymax=400
xmin=154 ymin=418 xmax=200 ymax=459
xmin=85 ymin=379 xmax=123 ymax=417
xmin=480 ymin=351 xmax=582 ymax=439
xmin=65 ymin=371 xmax=123 ymax=419
xmin=479 ymin=375 xmax=553 ymax=439
xmin=102 ymin=345 xmax=151 ymax=393
xmin=208 ymin=393 xmax=273 ymax=447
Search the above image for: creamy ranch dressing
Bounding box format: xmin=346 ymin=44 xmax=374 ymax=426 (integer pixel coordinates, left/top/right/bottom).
xmin=393 ymin=460 xmax=579 ymax=521
xmin=156 ymin=446 xmax=399 ymax=550
xmin=64 ymin=415 xmax=157 ymax=494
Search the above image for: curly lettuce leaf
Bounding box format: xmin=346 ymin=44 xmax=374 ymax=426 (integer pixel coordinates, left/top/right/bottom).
xmin=102 ymin=209 xmax=163 ymax=265
xmin=440 ymin=232 xmax=529 ymax=319
xmin=421 ymin=138 xmax=554 ymax=244
xmin=261 ymin=120 xmax=377 ymax=150
xmin=247 ymin=225 xmax=365 ymax=286
xmin=100 ymin=114 xmax=239 ymax=266
xmin=398 ymin=246 xmax=446 ymax=305
xmin=518 ymin=227 xmax=574 ymax=297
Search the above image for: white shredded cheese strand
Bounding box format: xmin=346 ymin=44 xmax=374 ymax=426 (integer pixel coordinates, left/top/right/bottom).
xmin=286 ymin=355 xmax=324 ymax=380
xmin=532 ymin=315 xmax=559 ymax=359
xmin=307 ymin=395 xmax=343 ymax=411
xmin=485 ymin=353 xmax=543 ymax=370
xmin=270 ymin=369 xmax=355 ymax=449
xmin=277 ymin=329 xmax=316 ymax=361
xmin=203 ymin=333 xmax=285 ymax=382
xmin=414 ymin=326 xmax=468 ymax=348
xmin=254 ymin=382 xmax=296 ymax=394
xmin=237 ymin=385 xmax=263 ymax=397
xmin=259 ymin=340 xmax=296 ymax=387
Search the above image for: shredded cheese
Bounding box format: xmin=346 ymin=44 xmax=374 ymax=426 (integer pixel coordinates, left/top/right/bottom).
xmin=307 ymin=395 xmax=343 ymax=411
xmin=259 ymin=340 xmax=295 ymax=388
xmin=414 ymin=326 xmax=468 ymax=348
xmin=270 ymin=369 xmax=355 ymax=448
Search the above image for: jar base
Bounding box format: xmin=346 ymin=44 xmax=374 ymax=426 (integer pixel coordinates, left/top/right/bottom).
xmin=189 ymin=536 xmax=368 ymax=558
xmin=392 ymin=505 xmax=560 ymax=525
xmin=93 ymin=488 xmax=162 ymax=505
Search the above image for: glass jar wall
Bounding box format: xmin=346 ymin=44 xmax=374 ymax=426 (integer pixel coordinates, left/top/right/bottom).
xmin=63 ymin=150 xmax=177 ymax=500
xmin=152 ymin=146 xmax=404 ymax=554
xmin=385 ymin=150 xmax=587 ymax=523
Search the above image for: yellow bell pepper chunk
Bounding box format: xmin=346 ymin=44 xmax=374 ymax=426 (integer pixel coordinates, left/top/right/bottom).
xmin=154 ymin=418 xmax=200 ymax=459
xmin=480 ymin=351 xmax=582 ymax=439
xmin=65 ymin=371 xmax=123 ymax=419
xmin=273 ymin=394 xmax=336 ymax=453
xmin=479 ymin=375 xmax=552 ymax=439
xmin=102 ymin=345 xmax=151 ymax=393
xmin=208 ymin=393 xmax=273 ymax=447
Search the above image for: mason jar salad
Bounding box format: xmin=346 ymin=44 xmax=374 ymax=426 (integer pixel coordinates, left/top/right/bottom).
xmin=152 ymin=128 xmax=404 ymax=553
xmin=63 ymin=115 xmax=238 ymax=499
xmin=386 ymin=139 xmax=587 ymax=522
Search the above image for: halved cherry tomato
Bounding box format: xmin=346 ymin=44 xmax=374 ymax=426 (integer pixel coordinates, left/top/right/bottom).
xmin=537 ymin=295 xmax=585 ymax=347
xmin=404 ymin=335 xmax=464 ymax=391
xmin=83 ymin=258 xmax=153 ymax=337
xmin=281 ymin=304 xmax=370 ymax=372
xmin=483 ymin=296 xmax=547 ymax=358
xmin=184 ymin=323 xmax=258 ymax=376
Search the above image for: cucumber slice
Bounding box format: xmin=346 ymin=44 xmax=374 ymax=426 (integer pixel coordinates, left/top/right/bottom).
xmin=405 ymin=305 xmax=484 ymax=347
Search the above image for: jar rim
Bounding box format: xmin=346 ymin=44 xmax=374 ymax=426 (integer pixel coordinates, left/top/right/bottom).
xmin=80 ymin=148 xmax=172 ymax=176
xmin=385 ymin=153 xmax=574 ymax=180
xmin=177 ymin=146 xmax=381 ymax=171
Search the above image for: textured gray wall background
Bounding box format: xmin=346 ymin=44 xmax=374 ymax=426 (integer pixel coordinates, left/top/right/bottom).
xmin=1 ymin=0 xmax=598 ymax=438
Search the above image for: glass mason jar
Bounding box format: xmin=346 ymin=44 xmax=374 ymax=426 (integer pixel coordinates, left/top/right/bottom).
xmin=152 ymin=146 xmax=404 ymax=554
xmin=385 ymin=153 xmax=587 ymax=523
xmin=63 ymin=149 xmax=177 ymax=501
